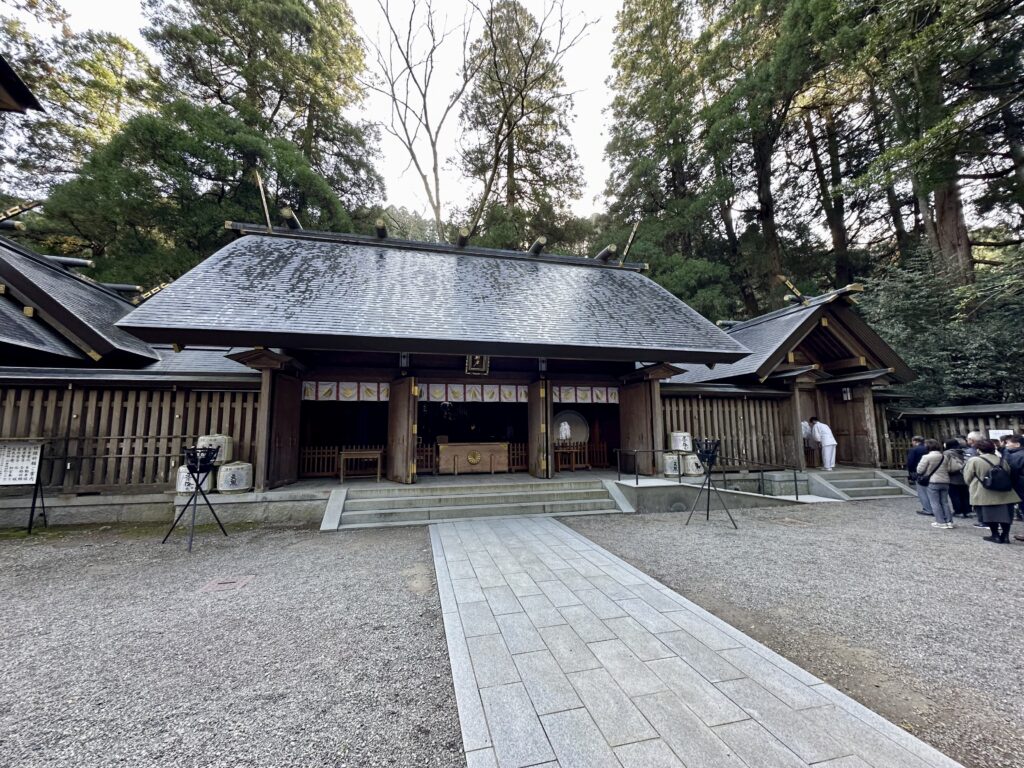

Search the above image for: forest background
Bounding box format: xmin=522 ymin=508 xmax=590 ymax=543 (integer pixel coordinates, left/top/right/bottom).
xmin=1 ymin=0 xmax=1022 ymax=405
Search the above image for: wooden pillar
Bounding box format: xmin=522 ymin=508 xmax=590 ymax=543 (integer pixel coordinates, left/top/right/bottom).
xmin=253 ymin=368 xmax=273 ymax=492
xmin=387 ymin=376 xmax=418 ymax=483
xmin=784 ymin=382 xmax=806 ymax=470
xmin=528 ymin=379 xmax=551 ymax=478
xmin=856 ymin=385 xmax=881 ymax=467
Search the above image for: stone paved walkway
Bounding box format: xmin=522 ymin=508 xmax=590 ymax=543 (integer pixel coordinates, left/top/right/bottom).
xmin=428 ymin=516 xmax=964 ymax=768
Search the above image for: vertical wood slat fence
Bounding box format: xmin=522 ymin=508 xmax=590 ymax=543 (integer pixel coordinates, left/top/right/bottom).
xmin=662 ymin=394 xmax=788 ymax=468
xmin=0 ymin=385 xmax=259 ymax=492
xmin=881 ymin=406 xmax=1024 ymax=469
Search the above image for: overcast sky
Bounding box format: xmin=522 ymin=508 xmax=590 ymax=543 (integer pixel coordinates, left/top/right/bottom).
xmin=54 ymin=0 xmax=621 ymax=218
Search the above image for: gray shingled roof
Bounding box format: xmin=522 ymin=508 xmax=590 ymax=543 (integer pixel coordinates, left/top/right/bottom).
xmin=0 ymin=346 xmax=259 ymax=384
xmin=0 ymin=238 xmax=158 ymax=362
xmin=118 ymin=235 xmax=750 ymax=363
xmin=667 ymin=294 xmax=837 ymax=384
xmin=0 ymin=295 xmax=85 ymax=359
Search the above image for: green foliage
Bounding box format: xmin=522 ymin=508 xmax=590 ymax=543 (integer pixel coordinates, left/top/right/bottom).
xmin=861 ymin=247 xmax=1024 ymax=405
xmin=38 ymin=100 xmax=351 ymax=286
xmin=0 ymin=14 xmax=157 ymax=196
xmin=143 ymin=0 xmax=382 ymax=209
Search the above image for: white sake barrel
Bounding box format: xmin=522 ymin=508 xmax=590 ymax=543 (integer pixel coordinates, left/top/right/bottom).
xmin=176 ymin=464 xmax=214 ymax=493
xmin=217 ymin=462 xmax=253 ymax=494
xmin=683 ymin=454 xmax=705 ymax=476
xmin=670 ymin=431 xmax=693 ymax=452
xmin=197 ymin=433 xmax=233 ymax=465
xmin=663 ymin=452 xmax=681 ymax=476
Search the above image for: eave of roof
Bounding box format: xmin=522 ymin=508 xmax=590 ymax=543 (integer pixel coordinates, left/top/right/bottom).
xmin=0 ymin=236 xmax=158 ymax=363
xmin=817 ymin=368 xmax=895 ymax=385
xmin=0 ymin=295 xmax=85 ymax=359
xmin=0 ymin=54 xmax=43 ymax=113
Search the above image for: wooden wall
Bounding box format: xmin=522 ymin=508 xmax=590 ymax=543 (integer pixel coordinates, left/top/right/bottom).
xmin=0 ymin=384 xmax=259 ymax=492
xmin=662 ymin=393 xmax=789 ymax=468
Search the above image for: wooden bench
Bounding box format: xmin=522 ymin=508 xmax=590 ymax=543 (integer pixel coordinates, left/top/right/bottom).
xmin=339 ymin=449 xmax=383 ymax=483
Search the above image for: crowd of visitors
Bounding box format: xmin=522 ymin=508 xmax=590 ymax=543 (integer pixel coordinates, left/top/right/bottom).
xmin=907 ymin=431 xmax=1024 ymax=543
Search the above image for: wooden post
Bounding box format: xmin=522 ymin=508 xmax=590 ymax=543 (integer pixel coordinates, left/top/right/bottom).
xmin=386 ymin=376 xmax=418 ymax=483
xmin=528 ymin=380 xmax=551 ymax=478
xmin=254 ymin=368 xmax=272 ymax=492
xmin=787 ymin=383 xmax=806 ymax=470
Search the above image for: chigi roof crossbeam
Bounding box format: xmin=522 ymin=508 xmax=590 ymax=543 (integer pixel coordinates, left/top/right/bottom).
xmin=224 ymin=221 xmax=648 ymax=272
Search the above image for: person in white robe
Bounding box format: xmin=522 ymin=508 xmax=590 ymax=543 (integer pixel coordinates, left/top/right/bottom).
xmin=809 ymin=416 xmax=838 ymax=470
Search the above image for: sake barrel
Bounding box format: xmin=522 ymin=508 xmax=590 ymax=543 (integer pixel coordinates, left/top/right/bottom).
xmin=197 ymin=433 xmax=233 ymax=465
xmin=670 ymin=431 xmax=693 ymax=452
xmin=176 ymin=464 xmax=214 ymax=493
xmin=217 ymin=462 xmax=253 ymax=494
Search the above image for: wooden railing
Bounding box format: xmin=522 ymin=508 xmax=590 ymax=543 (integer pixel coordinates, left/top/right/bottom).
xmin=299 ymin=444 xmax=386 ymax=477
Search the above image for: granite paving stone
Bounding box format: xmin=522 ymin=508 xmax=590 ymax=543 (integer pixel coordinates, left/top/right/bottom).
xmin=513 ymin=650 xmax=582 ymax=715
xmin=587 ymin=639 xmax=668 ymax=698
xmin=496 ymin=612 xmax=547 ymax=655
xmin=557 ymin=604 xmax=616 ymax=643
xmin=566 ymin=667 xmax=658 ymax=747
xmin=519 ymin=593 xmax=568 ymax=629
xmin=479 ymin=682 xmax=555 ymax=768
xmin=467 ymin=633 xmax=521 ymax=689
xmin=460 ymin=600 xmax=501 ymax=638
xmin=664 ymin=609 xmax=744 ymax=651
xmin=539 ymin=625 xmax=602 ymax=673
xmin=634 ymin=690 xmax=746 ymax=768
xmin=540 ymin=708 xmax=620 ymax=768
xmin=604 ymin=616 xmax=674 ymax=661
xmin=716 ymin=678 xmax=848 ymax=763
xmin=655 ymin=629 xmax=746 ymax=683
xmin=504 ymin=571 xmax=543 ymax=597
xmin=712 ymin=719 xmax=807 ymax=768
xmin=537 ymin=580 xmax=582 ymax=608
xmin=647 ymin=656 xmax=749 ymax=726
xmin=573 ymin=588 xmax=628 ymax=620
xmin=453 ymin=577 xmax=487 ymax=604
xmin=719 ymin=647 xmax=830 ymax=711
xmin=430 ymin=517 xmax=965 ymax=768
xmin=483 ymin=585 xmax=524 ymax=616
xmin=614 ymin=739 xmax=685 ymax=768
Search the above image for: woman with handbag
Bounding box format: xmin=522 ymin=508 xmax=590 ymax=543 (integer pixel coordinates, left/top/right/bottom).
xmin=917 ymin=439 xmax=955 ymax=529
xmin=962 ymin=439 xmax=1018 ymax=543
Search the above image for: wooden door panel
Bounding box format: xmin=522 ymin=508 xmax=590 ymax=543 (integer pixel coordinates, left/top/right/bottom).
xmin=268 ymin=373 xmax=301 ymax=488
xmin=387 ymin=377 xmax=417 ymax=483
xmin=619 ymin=381 xmax=655 ymax=475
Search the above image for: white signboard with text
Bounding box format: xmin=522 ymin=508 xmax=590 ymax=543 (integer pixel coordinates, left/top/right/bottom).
xmin=0 ymin=441 xmax=42 ymax=486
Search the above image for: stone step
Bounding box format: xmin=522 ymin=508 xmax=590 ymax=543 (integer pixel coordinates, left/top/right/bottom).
xmin=346 ymin=479 xmax=604 ymax=499
xmin=823 ymin=471 xmax=878 ymax=480
xmin=340 ymin=497 xmax=614 ymax=526
xmin=829 ymin=478 xmax=890 ymax=489
xmin=843 ymin=486 xmax=904 ymax=498
xmin=338 ymin=508 xmax=624 ymax=530
xmin=345 ymin=488 xmax=611 ymax=512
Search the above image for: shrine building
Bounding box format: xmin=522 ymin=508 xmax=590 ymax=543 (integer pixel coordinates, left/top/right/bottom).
xmin=114 ymin=223 xmax=750 ymax=490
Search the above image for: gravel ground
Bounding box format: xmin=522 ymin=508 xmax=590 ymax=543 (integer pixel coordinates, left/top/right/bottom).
xmin=0 ymin=523 xmax=464 ymax=768
xmin=567 ymin=497 xmax=1024 ymax=768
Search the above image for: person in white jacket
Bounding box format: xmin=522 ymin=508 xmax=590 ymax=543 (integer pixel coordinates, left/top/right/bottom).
xmin=809 ymin=416 xmax=838 ymax=470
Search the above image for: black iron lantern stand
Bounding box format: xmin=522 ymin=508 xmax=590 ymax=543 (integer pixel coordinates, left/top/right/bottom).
xmin=162 ymin=446 xmax=228 ymax=552
xmin=685 ymin=438 xmax=738 ymax=529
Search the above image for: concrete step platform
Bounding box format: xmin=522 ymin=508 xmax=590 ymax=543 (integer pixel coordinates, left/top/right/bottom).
xmin=341 ymin=497 xmax=615 ymax=526
xmin=344 ymin=488 xmax=611 ymax=512
xmin=830 ymin=478 xmax=891 ymax=489
xmin=843 ymin=486 xmax=905 ymax=498
xmin=346 ymin=478 xmax=604 ymax=499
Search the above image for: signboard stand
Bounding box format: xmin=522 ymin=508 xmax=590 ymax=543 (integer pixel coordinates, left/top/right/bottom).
xmin=0 ymin=441 xmax=47 ymax=534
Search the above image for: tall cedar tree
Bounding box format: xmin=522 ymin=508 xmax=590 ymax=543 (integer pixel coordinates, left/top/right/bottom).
xmin=143 ymin=0 xmax=382 ymax=210
xmin=458 ymin=0 xmax=584 ymax=250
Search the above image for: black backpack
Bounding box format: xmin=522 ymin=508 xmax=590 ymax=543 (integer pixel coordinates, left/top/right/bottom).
xmin=979 ymin=456 xmax=1014 ymax=492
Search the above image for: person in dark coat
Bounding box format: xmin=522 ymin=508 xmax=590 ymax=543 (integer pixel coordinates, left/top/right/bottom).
xmin=943 ymin=438 xmax=970 ymax=518
xmin=906 ymin=436 xmax=932 ymax=516
xmin=1002 ymin=434 xmax=1024 ymax=536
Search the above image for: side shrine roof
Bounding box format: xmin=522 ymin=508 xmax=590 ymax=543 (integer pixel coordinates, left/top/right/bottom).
xmin=0 ymin=236 xmax=158 ymax=363
xmin=117 ymin=229 xmax=751 ymax=364
xmin=0 ymin=54 xmax=43 ymax=113
xmin=665 ymin=287 xmax=913 ymax=385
